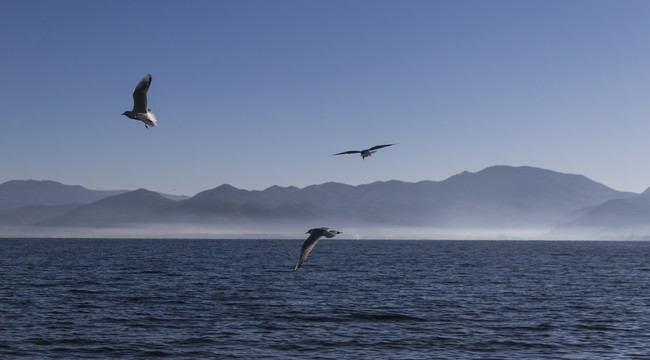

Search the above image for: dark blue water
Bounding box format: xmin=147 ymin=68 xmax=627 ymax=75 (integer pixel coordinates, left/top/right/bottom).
xmin=1 ymin=239 xmax=648 ymax=359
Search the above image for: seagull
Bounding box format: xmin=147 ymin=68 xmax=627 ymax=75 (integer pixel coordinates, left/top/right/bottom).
xmin=332 ymin=144 xmax=397 ymax=160
xmin=294 ymin=227 xmax=342 ymax=270
xmin=122 ymin=74 xmax=157 ymax=129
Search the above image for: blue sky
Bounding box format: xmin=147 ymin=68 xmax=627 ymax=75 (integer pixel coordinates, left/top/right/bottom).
xmin=1 ymin=0 xmax=649 ymax=196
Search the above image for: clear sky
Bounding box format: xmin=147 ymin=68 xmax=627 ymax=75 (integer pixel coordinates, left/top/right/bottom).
xmin=1 ymin=0 xmax=649 ymax=196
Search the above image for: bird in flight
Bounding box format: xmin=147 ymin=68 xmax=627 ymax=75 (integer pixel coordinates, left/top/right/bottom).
xmin=332 ymin=144 xmax=397 ymax=160
xmin=122 ymin=74 xmax=158 ymax=129
xmin=294 ymin=227 xmax=342 ymax=270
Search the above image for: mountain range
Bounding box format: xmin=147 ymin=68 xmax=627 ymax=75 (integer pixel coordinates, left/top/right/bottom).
xmin=1 ymin=166 xmax=648 ymax=239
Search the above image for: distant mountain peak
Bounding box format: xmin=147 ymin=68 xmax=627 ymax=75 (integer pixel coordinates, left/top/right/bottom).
xmin=215 ymin=184 xmax=239 ymax=191
xmin=479 ymin=165 xmax=558 ymax=175
xmin=2 ymin=179 xmax=83 ymax=190
xmin=119 ymin=188 xmax=164 ymax=197
xmin=0 ymin=179 xmax=127 ymax=210
xmin=132 ymin=188 xmax=154 ymax=193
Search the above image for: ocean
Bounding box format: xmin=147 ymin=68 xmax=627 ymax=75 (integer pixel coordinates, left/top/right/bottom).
xmin=1 ymin=239 xmax=648 ymax=359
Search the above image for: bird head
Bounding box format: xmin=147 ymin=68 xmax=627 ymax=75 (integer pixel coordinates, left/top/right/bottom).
xmin=121 ymin=111 xmax=136 ymax=119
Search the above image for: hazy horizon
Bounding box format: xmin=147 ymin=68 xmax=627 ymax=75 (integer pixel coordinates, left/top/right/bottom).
xmin=2 ymin=223 xmax=647 ymax=241
xmin=2 ymin=164 xmax=648 ymax=240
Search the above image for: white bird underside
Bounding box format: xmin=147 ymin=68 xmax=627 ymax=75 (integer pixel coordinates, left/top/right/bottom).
xmin=294 ymin=227 xmax=342 ymax=270
xmin=135 ymin=111 xmax=157 ymax=127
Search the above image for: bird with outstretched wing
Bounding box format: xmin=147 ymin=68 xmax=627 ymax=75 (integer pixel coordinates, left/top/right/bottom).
xmin=332 ymin=144 xmax=397 ymax=159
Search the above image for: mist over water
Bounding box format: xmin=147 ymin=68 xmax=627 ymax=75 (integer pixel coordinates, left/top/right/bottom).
xmin=2 ymin=223 xmax=645 ymax=240
xmin=4 ymin=166 xmax=650 ymax=240
xmin=2 ymin=239 xmax=648 ymax=359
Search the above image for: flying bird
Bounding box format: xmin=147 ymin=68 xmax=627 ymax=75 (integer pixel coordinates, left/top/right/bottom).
xmin=333 ymin=144 xmax=397 ymax=159
xmin=294 ymin=227 xmax=342 ymax=270
xmin=122 ymin=74 xmax=158 ymax=129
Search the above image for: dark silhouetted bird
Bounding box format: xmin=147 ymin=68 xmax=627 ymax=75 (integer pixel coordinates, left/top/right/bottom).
xmin=333 ymin=144 xmax=397 ymax=159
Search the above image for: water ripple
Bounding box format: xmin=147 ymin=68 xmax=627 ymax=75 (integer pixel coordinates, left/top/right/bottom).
xmin=0 ymin=239 xmax=648 ymax=359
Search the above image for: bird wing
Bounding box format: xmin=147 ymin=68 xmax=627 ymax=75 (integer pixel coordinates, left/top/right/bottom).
xmin=333 ymin=150 xmax=361 ymax=156
xmin=132 ymin=74 xmax=152 ymax=113
xmin=322 ymin=229 xmax=339 ymax=238
xmin=367 ymin=144 xmax=397 ymax=151
xmin=294 ymin=233 xmax=322 ymax=270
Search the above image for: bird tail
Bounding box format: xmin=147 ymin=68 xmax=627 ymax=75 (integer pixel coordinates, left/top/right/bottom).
xmin=148 ymin=111 xmax=158 ymax=126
